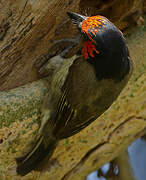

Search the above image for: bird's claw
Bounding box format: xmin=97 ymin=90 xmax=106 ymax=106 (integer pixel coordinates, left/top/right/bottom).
xmin=33 ymin=36 xmax=81 ymax=77
xmin=33 ymin=54 xmax=52 ymax=77
xmin=34 ymin=54 xmax=50 ymax=69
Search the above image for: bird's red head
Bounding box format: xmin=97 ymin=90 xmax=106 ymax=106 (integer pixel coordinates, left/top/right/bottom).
xmin=81 ymin=16 xmax=106 ymax=43
xmin=81 ymin=16 xmax=108 ymax=59
xmin=67 ymin=12 xmax=114 ymax=60
xmin=67 ymin=12 xmax=130 ymax=80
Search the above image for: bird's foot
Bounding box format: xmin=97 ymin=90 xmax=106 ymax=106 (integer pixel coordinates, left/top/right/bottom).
xmin=33 ymin=36 xmax=81 ymax=77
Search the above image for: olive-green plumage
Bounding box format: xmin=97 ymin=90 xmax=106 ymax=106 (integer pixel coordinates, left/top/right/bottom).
xmin=16 ymin=12 xmax=133 ymax=176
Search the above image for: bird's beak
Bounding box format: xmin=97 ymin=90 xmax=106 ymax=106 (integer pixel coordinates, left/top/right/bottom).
xmin=67 ymin=12 xmax=88 ymax=30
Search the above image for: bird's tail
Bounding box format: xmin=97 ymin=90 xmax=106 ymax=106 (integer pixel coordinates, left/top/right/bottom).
xmin=16 ymin=136 xmax=57 ymax=176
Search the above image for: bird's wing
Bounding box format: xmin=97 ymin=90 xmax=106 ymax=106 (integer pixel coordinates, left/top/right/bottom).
xmin=53 ymin=86 xmax=96 ymax=138
xmin=52 ymin=58 xmax=97 ymax=138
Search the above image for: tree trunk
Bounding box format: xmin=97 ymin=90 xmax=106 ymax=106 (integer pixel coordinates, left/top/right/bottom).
xmin=0 ymin=0 xmax=146 ymax=179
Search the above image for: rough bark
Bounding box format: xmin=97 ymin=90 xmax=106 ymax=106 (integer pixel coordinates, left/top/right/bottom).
xmin=0 ymin=0 xmax=146 ymax=179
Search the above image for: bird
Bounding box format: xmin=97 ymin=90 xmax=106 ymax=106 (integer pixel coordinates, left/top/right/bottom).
xmin=16 ymin=11 xmax=133 ymax=176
